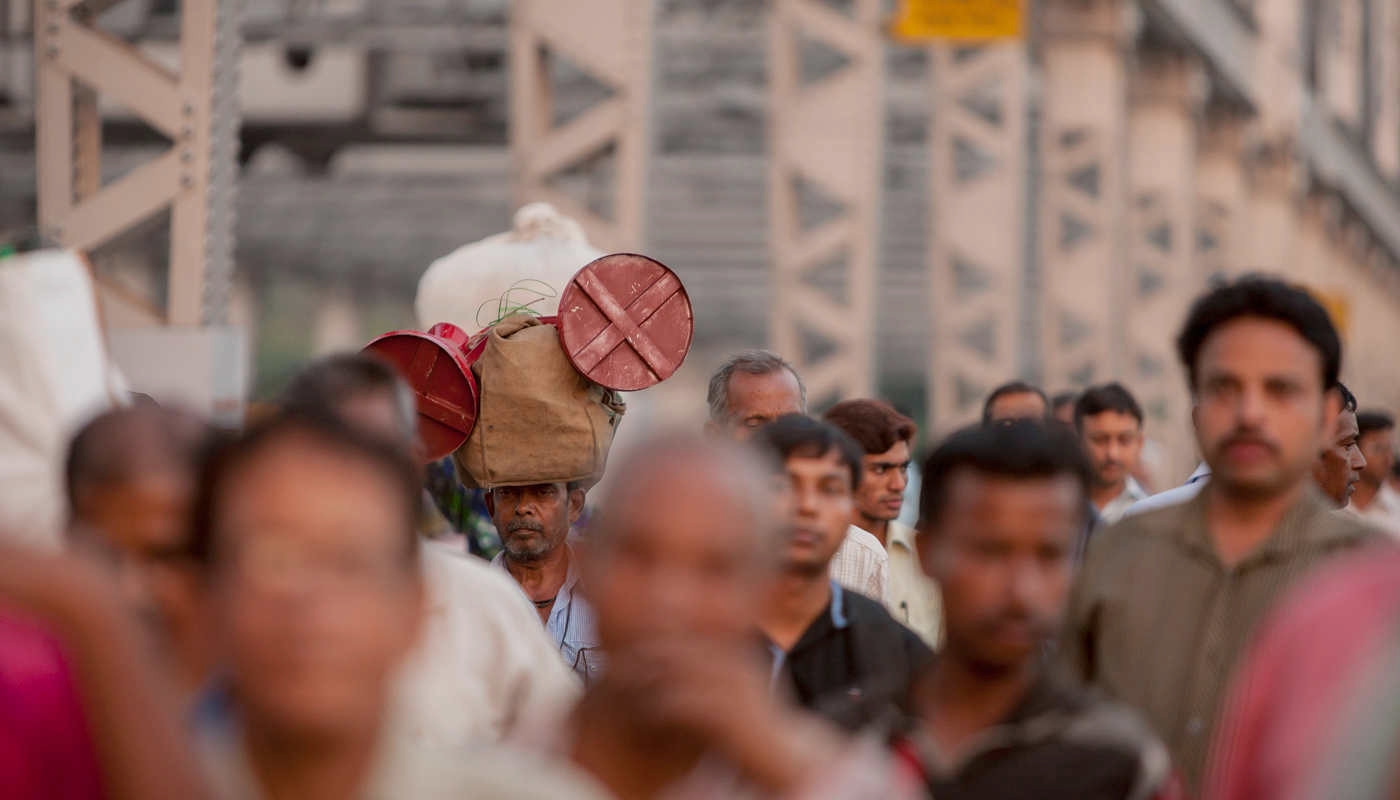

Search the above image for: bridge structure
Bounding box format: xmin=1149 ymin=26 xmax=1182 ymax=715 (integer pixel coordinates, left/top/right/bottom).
xmin=3 ymin=0 xmax=1400 ymax=476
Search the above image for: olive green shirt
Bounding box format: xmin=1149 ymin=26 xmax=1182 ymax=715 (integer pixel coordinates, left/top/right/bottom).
xmin=1063 ymin=485 xmax=1385 ymax=791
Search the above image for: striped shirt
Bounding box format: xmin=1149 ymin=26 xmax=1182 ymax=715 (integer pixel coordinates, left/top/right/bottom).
xmin=1063 ymin=485 xmax=1383 ymax=791
xmin=828 ymin=525 xmax=889 ymax=601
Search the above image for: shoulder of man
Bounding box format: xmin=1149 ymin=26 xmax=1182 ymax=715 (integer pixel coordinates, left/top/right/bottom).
xmin=844 ymin=525 xmax=889 ymax=558
xmin=844 ymin=592 xmax=934 ymax=662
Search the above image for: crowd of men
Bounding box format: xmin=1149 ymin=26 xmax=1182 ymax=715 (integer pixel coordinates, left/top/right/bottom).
xmin=5 ymin=273 xmax=1400 ymax=799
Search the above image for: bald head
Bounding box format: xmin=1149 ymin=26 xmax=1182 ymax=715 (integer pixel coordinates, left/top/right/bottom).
xmin=584 ymin=433 xmax=779 ymax=650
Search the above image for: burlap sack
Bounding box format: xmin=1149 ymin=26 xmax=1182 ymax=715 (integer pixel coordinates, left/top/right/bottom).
xmin=454 ymin=313 xmax=625 ymax=488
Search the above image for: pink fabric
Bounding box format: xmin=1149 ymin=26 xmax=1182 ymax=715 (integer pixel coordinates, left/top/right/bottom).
xmin=0 ymin=610 xmax=104 ymax=799
xmin=1206 ymin=548 xmax=1400 ymax=800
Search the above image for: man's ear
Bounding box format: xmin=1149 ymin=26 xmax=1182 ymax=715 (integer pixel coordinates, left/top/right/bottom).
xmin=568 ymin=488 xmax=586 ymax=525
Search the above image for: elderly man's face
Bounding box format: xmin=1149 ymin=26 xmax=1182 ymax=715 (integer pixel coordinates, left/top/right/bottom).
xmin=487 ymin=483 xmax=584 ymax=562
xmin=715 ymin=370 xmax=804 ymax=442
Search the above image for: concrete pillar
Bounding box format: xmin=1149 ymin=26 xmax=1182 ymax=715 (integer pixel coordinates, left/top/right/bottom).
xmin=1319 ymin=0 xmax=1365 ymax=129
xmin=1037 ymin=0 xmax=1134 ymax=391
xmin=927 ymin=42 xmax=1028 ymax=428
xmin=1196 ymin=106 xmax=1249 ymax=279
xmin=1125 ymin=48 xmax=1205 ymax=482
xmin=1371 ymin=0 xmax=1400 ymax=178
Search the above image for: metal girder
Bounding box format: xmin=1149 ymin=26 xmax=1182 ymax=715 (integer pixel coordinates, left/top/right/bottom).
xmin=509 ymin=0 xmax=652 ymax=253
xmin=768 ymin=0 xmax=882 ymax=405
xmin=927 ymin=43 xmax=1027 ymax=429
xmin=34 ymin=0 xmax=241 ymax=325
xmin=1125 ymin=49 xmax=1205 ymax=480
xmin=1038 ymin=0 xmax=1132 ymax=391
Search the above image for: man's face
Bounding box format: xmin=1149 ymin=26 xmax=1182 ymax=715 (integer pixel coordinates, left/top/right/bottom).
xmin=585 ymin=463 xmax=765 ymax=652
xmin=919 ymin=471 xmax=1080 ymax=673
xmin=987 ymin=392 xmax=1048 ymax=424
xmin=1192 ymin=318 xmax=1336 ymax=500
xmin=777 ymin=450 xmax=853 ymax=576
xmin=855 ymin=440 xmax=911 ymax=526
xmin=1360 ymin=427 xmax=1396 ymax=487
xmin=213 ymin=437 xmax=422 ymax=739
xmin=71 ymin=473 xmax=201 ymax=657
xmin=714 ymin=370 xmax=804 ymax=442
xmin=487 ymin=483 xmax=583 ymax=561
xmin=1053 ymin=402 xmax=1076 ymax=426
xmin=1313 ymin=410 xmax=1365 ymax=507
xmin=1079 ymin=411 xmax=1143 ymax=492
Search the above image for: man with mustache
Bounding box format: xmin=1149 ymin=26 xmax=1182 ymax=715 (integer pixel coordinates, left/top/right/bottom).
xmin=897 ymin=421 xmax=1178 ymax=799
xmin=1064 ymin=276 xmax=1384 ymax=792
xmin=1312 ymin=383 xmax=1366 ymax=508
xmin=487 ymin=481 xmax=601 ymax=681
xmin=1074 ymin=383 xmax=1149 ymax=525
xmin=752 ymin=415 xmax=932 ymax=732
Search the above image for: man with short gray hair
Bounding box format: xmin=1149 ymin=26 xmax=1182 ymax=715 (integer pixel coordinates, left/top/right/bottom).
xmin=705 ymin=350 xmax=890 ymax=601
xmin=705 ymin=349 xmax=807 ymax=441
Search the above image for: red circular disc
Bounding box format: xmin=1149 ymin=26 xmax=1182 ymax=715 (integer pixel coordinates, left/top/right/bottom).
xmin=556 ymin=253 xmax=694 ymax=391
xmin=363 ymin=327 xmax=479 ymax=461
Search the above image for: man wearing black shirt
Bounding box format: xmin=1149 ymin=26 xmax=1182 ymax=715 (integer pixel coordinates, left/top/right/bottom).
xmin=895 ymin=422 xmax=1178 ymax=800
xmin=751 ymin=415 xmax=932 ymax=732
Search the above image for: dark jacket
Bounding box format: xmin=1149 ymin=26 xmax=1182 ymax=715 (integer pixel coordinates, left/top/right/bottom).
xmin=767 ymin=583 xmax=933 ymax=732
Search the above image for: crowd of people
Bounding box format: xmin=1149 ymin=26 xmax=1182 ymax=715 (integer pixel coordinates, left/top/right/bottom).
xmin=4 ymin=273 xmax=1400 ymax=799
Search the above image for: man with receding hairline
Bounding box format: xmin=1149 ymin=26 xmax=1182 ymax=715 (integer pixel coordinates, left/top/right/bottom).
xmin=706 ymin=352 xmax=890 ymax=602
xmin=538 ymin=433 xmax=921 ymax=798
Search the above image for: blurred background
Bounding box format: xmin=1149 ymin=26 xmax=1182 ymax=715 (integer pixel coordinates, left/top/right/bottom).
xmin=2 ymin=0 xmax=1399 ymax=483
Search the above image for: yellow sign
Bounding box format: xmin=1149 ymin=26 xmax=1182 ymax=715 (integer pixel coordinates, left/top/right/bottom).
xmin=889 ymin=0 xmax=1023 ymax=42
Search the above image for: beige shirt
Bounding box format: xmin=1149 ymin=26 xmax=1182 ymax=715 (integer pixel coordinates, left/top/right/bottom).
xmin=1064 ymin=485 xmax=1383 ymax=791
xmin=380 ymin=541 xmax=581 ymax=769
xmin=1353 ymin=484 xmax=1400 ymax=538
xmin=828 ymin=525 xmax=889 ymax=601
xmin=882 ymin=521 xmax=942 ymax=647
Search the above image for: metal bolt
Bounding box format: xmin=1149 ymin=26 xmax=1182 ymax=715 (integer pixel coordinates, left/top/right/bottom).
xmin=182 ymin=125 xmax=193 ymax=139
xmin=46 ymin=47 xmax=59 ymax=59
xmin=181 ymin=175 xmax=194 ymax=188
xmin=180 ymin=149 xmax=193 ymax=163
xmin=183 ymin=102 xmax=194 ymax=116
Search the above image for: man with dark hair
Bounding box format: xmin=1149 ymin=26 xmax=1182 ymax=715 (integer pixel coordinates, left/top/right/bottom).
xmin=1074 ymin=383 xmax=1148 ymax=524
xmin=1349 ymin=410 xmax=1400 ymax=536
xmin=897 ymin=421 xmax=1177 ymax=799
xmin=65 ymin=404 xmax=223 ymax=706
xmin=1051 ymin=392 xmax=1079 ymax=426
xmin=824 ymin=399 xmax=941 ymax=645
xmin=1312 ymin=383 xmax=1366 ymax=508
xmin=982 ymin=381 xmax=1050 ymax=425
xmin=272 ymin=354 xmax=579 ymax=764
xmin=751 ymin=415 xmax=932 ymax=732
xmin=191 ymin=411 xmax=437 ymax=797
xmin=708 ymin=351 xmax=890 ymax=602
xmin=1065 ymin=275 xmax=1381 ymax=791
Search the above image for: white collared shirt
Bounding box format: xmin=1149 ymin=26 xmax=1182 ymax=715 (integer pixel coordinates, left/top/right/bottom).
xmin=1097 ymin=477 xmax=1150 ymax=526
xmin=828 ymin=525 xmax=889 ymax=601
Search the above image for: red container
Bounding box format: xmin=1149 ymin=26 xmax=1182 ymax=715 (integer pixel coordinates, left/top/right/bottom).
xmin=363 ymin=322 xmax=480 ymax=461
xmin=556 ymin=253 xmax=694 ymax=392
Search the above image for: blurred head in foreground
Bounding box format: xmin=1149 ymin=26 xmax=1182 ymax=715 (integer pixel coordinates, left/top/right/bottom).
xmin=918 ymin=421 xmax=1091 ymax=674
xmin=584 ymin=433 xmax=777 ymax=657
xmin=65 ymin=404 xmax=223 ymax=692
xmin=192 ymin=411 xmax=424 ymax=744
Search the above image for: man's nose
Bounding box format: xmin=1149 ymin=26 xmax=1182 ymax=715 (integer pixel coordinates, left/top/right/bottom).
xmin=890 ymin=469 xmax=908 ymax=493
